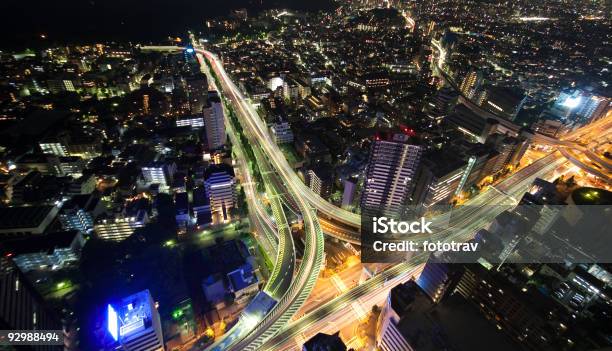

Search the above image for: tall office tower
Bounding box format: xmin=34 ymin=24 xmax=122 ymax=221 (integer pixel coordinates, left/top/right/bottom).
xmin=204 ymin=164 xmax=236 ymax=223
xmin=185 ymin=73 xmax=208 ymax=113
xmin=416 ymin=254 xmax=459 ymax=304
xmin=377 ymin=279 xmax=517 ymax=351
xmin=376 ymin=281 xmax=418 ymax=351
xmin=459 ymin=70 xmax=483 ymax=99
xmin=411 ymin=151 xmax=467 ymax=212
xmin=0 ymin=257 xmax=63 ymax=351
xmin=105 ymin=290 xmax=164 ymax=351
xmin=360 ymin=132 xmax=422 ymax=218
xmin=203 ymin=91 xmax=226 ymax=151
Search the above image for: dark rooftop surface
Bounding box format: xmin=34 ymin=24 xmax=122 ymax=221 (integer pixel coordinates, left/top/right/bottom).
xmin=393 ymin=281 xmax=519 ymax=351
xmin=0 ymin=206 xmax=55 ymax=229
xmin=0 ymin=230 xmax=78 ymax=255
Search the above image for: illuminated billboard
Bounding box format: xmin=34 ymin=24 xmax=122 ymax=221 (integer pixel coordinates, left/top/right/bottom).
xmin=107 ymin=304 xmax=119 ymax=341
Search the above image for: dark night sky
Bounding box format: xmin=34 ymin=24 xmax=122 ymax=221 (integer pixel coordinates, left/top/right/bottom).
xmin=0 ymin=0 xmax=334 ymax=49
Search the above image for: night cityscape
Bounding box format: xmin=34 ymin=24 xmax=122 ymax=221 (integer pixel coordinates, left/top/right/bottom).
xmin=0 ymin=1 xmax=610 ymax=350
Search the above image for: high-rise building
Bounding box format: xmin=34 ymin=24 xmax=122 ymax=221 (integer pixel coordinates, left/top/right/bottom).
xmin=204 ymin=164 xmax=236 ymax=223
xmin=576 ymin=94 xmax=610 ymax=123
xmin=306 ymin=164 xmax=334 ymax=200
xmin=59 ymin=194 xmax=103 ymax=233
xmin=361 ymin=132 xmax=422 ymax=218
xmin=0 ymin=257 xmax=63 ymax=351
xmin=185 ymin=73 xmax=208 ymax=113
xmin=376 ymin=281 xmax=419 ymax=351
xmin=486 ymin=133 xmax=530 ymax=172
xmin=411 ymin=151 xmax=467 ymax=211
xmin=341 ymin=177 xmax=358 ymax=209
xmin=459 ymin=70 xmax=483 ymax=99
xmin=478 ymin=86 xmax=527 ymax=121
xmin=269 ymin=119 xmax=294 ymax=144
xmin=377 ymin=279 xmax=518 ymax=351
xmin=416 ymin=254 xmax=460 ymax=303
xmin=446 ymin=105 xmax=505 ymax=143
xmin=192 ymin=187 xmax=212 ymax=228
xmin=424 ymin=86 xmax=458 ymax=121
xmin=105 ymin=289 xmax=164 ymax=351
xmin=142 ymin=162 xmax=177 ymax=187
xmin=454 ymin=143 xmax=497 ymax=192
xmin=203 ymin=91 xmax=226 ymax=150
xmin=550 ymin=90 xmax=611 ymax=124
xmin=93 ymin=213 xmax=147 ymax=242
xmin=175 ymin=192 xmax=190 ymax=231
xmin=452 ymin=264 xmax=560 ymax=351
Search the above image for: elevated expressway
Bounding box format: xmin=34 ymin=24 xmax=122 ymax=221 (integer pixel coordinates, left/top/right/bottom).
xmin=431 ymin=39 xmax=612 ymax=182
xmin=197 ymin=45 xmax=577 ymax=350
xmin=142 ymin=44 xmax=603 ymax=349
xmin=198 ymin=38 xmax=610 ymax=244
xmin=198 ymin=49 xmax=326 ymax=351
xmin=262 ymin=151 xmax=567 ymax=351
xmin=141 ymin=45 xmax=320 ymax=350
xmin=197 ymin=52 xmax=298 ymax=350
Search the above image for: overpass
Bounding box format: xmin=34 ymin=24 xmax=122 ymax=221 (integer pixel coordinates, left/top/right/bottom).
xmin=141 ymin=44 xmax=610 ymax=245
xmin=198 ymin=48 xmax=326 ymax=351
xmin=430 ymin=39 xmax=611 ymax=182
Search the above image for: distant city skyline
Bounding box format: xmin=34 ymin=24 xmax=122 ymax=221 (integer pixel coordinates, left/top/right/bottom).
xmin=0 ymin=0 xmax=333 ymax=49
xmin=0 ymin=1 xmax=609 ymax=350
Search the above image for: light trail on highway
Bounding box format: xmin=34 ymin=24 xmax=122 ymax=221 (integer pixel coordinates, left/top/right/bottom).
xmin=198 ymin=48 xmax=326 ymax=351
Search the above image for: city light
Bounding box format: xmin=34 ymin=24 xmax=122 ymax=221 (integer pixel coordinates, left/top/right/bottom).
xmin=107 ymin=304 xmax=119 ymax=341
xmin=562 ymin=96 xmax=583 ymax=109
xmin=1 ymin=2 xmax=610 ymax=351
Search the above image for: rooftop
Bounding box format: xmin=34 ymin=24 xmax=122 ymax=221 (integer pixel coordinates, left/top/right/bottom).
xmin=0 ymin=206 xmax=56 ymax=230
xmin=393 ymin=281 xmax=518 ymax=351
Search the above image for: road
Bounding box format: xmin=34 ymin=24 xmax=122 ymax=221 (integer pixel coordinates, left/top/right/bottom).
xmin=198 ymin=48 xmax=326 ymax=351
xmin=196 ymin=52 xmax=298 ymax=351
xmin=261 ymin=152 xmax=566 ymax=351
xmin=140 ymin=44 xmax=602 ymax=350
xmin=430 ymin=39 xmax=611 ymax=182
